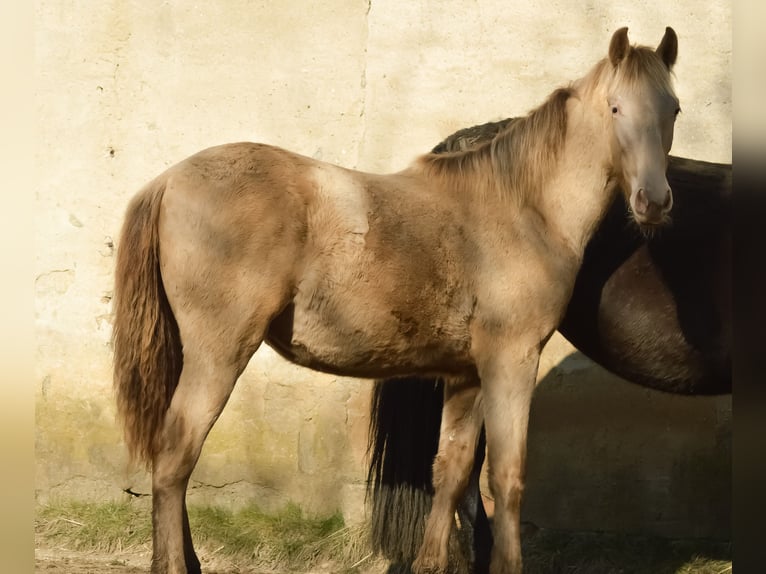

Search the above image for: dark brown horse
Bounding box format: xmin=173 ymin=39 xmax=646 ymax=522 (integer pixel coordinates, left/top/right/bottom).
xmin=367 ymin=120 xmax=730 ymax=573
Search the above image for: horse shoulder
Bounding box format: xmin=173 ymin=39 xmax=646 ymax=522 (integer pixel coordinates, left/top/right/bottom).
xmin=469 ymin=219 xmax=579 ymax=358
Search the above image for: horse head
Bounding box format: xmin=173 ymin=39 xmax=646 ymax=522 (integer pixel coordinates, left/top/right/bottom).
xmin=606 ymin=26 xmax=679 ymax=228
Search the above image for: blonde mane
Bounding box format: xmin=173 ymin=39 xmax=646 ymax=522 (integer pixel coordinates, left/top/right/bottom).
xmin=417 ymin=87 xmax=571 ymax=204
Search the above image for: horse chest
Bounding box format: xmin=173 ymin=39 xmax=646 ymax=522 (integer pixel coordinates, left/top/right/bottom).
xmin=470 ymin=232 xmax=579 ymax=342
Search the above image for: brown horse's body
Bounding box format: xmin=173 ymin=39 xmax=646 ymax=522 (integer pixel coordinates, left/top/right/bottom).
xmin=564 ymin=157 xmax=731 ymax=392
xmin=113 ymin=28 xmax=680 ymax=574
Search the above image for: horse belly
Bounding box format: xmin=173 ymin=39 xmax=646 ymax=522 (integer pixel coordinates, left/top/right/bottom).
xmin=262 ymin=162 xmax=474 ymax=377
xmin=266 ymin=282 xmax=474 ymax=378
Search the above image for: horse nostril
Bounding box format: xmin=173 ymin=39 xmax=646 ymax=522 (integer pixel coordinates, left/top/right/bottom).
xmin=634 ymin=188 xmax=649 ymax=214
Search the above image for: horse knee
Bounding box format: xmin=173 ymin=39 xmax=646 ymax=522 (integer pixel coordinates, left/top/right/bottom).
xmin=488 ymin=469 xmax=524 ymax=509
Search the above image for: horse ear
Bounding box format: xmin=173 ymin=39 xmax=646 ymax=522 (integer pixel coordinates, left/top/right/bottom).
xmin=609 ymin=27 xmax=630 ymax=66
xmin=656 ymin=26 xmax=678 ymax=69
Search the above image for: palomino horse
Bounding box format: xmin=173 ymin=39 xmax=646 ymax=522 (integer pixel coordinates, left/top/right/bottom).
xmin=368 ymin=125 xmax=730 ymax=572
xmin=112 ymin=27 xmax=680 ymax=574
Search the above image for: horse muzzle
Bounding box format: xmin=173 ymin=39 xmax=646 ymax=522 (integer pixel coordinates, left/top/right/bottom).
xmin=630 ymin=186 xmax=673 ymax=226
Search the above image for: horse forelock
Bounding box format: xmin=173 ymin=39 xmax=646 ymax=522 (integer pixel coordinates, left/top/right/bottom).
xmin=581 ymin=45 xmax=676 ymax=102
xmin=619 ymin=46 xmax=676 ymax=97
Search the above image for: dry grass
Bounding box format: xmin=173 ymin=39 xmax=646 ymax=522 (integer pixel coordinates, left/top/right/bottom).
xmin=35 ymin=501 xmax=731 ymax=573
xmin=35 ymin=500 xmax=378 ymax=573
xmin=36 ymin=500 xmax=153 ymax=555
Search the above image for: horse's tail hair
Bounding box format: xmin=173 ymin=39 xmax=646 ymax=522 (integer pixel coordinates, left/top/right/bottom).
xmin=366 ymin=376 xmax=445 ymax=564
xmin=112 ymin=176 xmax=182 ymax=469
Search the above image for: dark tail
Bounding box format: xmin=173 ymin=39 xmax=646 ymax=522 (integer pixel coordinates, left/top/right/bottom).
xmin=112 ymin=176 xmax=183 ymax=469
xmin=367 ymin=376 xmax=445 ymax=564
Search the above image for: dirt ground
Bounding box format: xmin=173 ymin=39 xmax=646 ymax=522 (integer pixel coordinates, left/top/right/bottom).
xmin=35 ymin=546 xmax=387 ymax=574
xmin=35 ymin=547 xmax=149 ymax=574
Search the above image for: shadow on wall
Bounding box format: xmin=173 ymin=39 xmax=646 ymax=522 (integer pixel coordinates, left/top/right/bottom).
xmin=507 ymin=351 xmax=731 ymax=541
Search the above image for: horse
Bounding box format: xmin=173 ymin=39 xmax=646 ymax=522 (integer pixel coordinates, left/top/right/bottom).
xmin=368 ymin=128 xmax=730 ymax=572
xmin=112 ymin=27 xmax=680 ymax=574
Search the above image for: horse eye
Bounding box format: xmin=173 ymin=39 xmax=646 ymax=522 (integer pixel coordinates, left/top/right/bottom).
xmin=611 ymin=106 xmax=619 ymax=115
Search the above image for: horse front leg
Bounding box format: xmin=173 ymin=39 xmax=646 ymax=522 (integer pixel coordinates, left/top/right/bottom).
xmin=413 ymin=375 xmax=483 ymax=574
xmin=479 ymin=343 xmax=541 ymax=574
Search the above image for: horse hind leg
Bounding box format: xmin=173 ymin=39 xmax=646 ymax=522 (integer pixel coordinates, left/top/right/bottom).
xmin=413 ymin=376 xmax=483 ymax=574
xmin=150 ymin=348 xmax=243 ymax=573
xmin=150 ymin=308 xmax=274 ymax=574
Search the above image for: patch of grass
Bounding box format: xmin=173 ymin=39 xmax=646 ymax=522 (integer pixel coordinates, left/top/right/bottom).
xmin=36 ymin=500 xmax=375 ymax=573
xmin=36 ymin=500 xmax=152 ymax=554
xmin=187 ymin=503 xmax=353 ymax=568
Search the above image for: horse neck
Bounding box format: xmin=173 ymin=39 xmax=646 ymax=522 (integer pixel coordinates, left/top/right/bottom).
xmin=532 ymin=94 xmax=618 ymax=259
xmin=414 ymin=86 xmax=618 ymax=260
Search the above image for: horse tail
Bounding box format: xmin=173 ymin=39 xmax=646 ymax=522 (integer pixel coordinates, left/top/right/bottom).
xmin=112 ymin=176 xmax=182 ymax=469
xmin=367 ymin=376 xmax=444 ymax=564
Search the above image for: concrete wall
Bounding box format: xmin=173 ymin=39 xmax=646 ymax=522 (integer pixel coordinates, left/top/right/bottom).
xmin=35 ymin=1 xmax=730 ymax=536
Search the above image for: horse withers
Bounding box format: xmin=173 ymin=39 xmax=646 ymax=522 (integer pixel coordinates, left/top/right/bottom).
xmin=112 ymin=27 xmax=680 ymax=574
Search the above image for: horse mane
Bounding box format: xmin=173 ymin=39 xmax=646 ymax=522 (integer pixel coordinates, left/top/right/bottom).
xmin=418 ymin=87 xmax=572 ymax=204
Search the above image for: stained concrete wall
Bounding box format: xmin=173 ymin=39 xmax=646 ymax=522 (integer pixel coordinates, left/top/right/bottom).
xmin=35 ymin=1 xmax=730 ymax=536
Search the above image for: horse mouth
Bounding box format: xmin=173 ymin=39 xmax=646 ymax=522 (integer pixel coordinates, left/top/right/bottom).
xmin=634 ymin=213 xmax=672 ymax=237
